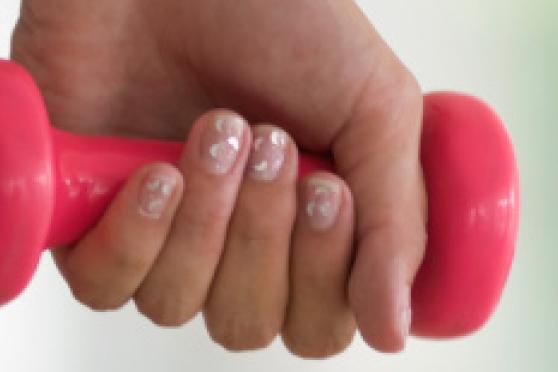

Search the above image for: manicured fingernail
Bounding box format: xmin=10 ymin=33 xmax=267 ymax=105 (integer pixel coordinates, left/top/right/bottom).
xmin=399 ymin=286 xmax=412 ymax=341
xmin=305 ymin=178 xmax=341 ymax=230
xmin=138 ymin=172 xmax=178 ymax=219
xmin=248 ymin=127 xmax=289 ymax=181
xmin=200 ymin=113 xmax=246 ymax=175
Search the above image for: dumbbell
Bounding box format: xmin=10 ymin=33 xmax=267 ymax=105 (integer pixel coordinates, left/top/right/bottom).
xmin=0 ymin=59 xmax=519 ymax=338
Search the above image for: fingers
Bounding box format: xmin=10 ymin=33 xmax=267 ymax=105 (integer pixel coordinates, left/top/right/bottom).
xmin=282 ymin=174 xmax=357 ymax=359
xmin=204 ymin=125 xmax=297 ymax=351
xmin=134 ymin=110 xmax=251 ymax=326
xmin=182 ymin=0 xmax=428 ymax=353
xmin=51 ymin=105 xmax=358 ymax=362
xmin=52 ymin=163 xmax=183 ymax=310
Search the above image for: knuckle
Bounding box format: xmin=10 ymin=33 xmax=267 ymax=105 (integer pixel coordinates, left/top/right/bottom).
xmin=282 ymin=327 xmax=355 ymax=359
xmin=383 ymin=69 xmax=422 ymax=111
xmin=227 ymin=213 xmax=290 ymax=250
xmin=234 ymin=225 xmax=281 ymax=249
xmin=112 ymin=249 xmax=153 ymax=276
xmin=397 ymin=78 xmax=422 ymax=125
xmin=236 ymin=205 xmax=293 ymax=235
xmin=207 ymin=317 xmax=280 ymax=351
xmin=231 ymin=201 xmax=295 ymax=247
xmin=135 ymin=293 xmax=198 ymax=327
xmin=176 ymin=202 xmax=231 ymax=237
xmin=69 ymin=280 xmax=127 ymax=311
xmin=362 ymin=66 xmax=423 ymax=131
xmin=94 ymin=224 xmax=154 ymax=274
xmin=64 ymin=257 xmax=128 ymax=311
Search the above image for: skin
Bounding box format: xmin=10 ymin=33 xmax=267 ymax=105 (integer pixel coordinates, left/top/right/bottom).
xmin=12 ymin=0 xmax=426 ymax=357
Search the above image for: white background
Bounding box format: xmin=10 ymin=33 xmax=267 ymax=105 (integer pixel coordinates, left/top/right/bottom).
xmin=1 ymin=1 xmax=555 ymax=371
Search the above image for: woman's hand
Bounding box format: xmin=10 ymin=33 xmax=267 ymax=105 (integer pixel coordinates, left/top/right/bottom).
xmin=53 ymin=108 xmax=358 ymax=358
xmin=12 ymin=0 xmax=426 ymax=356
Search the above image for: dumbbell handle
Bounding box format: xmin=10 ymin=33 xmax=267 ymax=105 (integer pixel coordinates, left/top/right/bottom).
xmin=46 ymin=128 xmax=332 ymax=246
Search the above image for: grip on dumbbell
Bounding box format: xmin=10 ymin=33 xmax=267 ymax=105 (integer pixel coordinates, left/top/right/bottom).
xmin=0 ymin=60 xmax=519 ymax=338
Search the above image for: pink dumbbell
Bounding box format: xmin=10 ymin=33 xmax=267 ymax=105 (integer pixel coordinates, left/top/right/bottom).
xmin=0 ymin=59 xmax=519 ymax=338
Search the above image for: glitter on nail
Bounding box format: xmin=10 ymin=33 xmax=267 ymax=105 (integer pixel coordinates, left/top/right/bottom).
xmin=201 ymin=115 xmax=245 ymax=175
xmin=305 ymin=178 xmax=341 ymax=230
xmin=209 ymin=143 xmax=221 ymax=159
xmin=319 ymin=202 xmax=332 ymax=216
xmin=139 ymin=174 xmax=176 ymax=219
xmin=315 ymin=186 xmax=329 ymax=195
xmin=227 ymin=136 xmax=240 ymax=151
xmin=307 ymin=201 xmax=316 ymax=217
xmin=254 ymin=160 xmax=268 ymax=172
xmin=146 ymin=199 xmax=164 ymax=214
xmin=161 ymin=183 xmax=173 ymax=196
xmin=247 ymin=128 xmax=288 ymax=181
xmin=270 ymin=130 xmax=287 ymax=146
xmin=228 ymin=116 xmax=245 ymax=133
xmin=146 ymin=179 xmax=161 ymax=191
xmin=215 ymin=117 xmax=225 ymax=133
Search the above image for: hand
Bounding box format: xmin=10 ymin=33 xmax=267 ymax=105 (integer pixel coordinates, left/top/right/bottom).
xmin=12 ymin=0 xmax=425 ymax=356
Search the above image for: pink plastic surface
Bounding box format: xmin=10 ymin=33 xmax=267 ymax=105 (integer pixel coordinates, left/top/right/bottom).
xmin=0 ymin=60 xmax=519 ymax=338
xmin=413 ymin=93 xmax=520 ymax=337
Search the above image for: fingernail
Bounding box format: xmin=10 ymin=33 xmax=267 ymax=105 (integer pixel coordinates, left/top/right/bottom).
xmin=138 ymin=172 xmax=178 ymax=219
xmin=247 ymin=127 xmax=289 ymax=181
xmin=304 ymin=178 xmax=341 ymax=230
xmin=200 ymin=113 xmax=246 ymax=175
xmin=399 ymin=286 xmax=412 ymax=341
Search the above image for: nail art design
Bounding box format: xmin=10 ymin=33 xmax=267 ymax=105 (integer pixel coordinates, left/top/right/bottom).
xmin=248 ymin=128 xmax=288 ymax=181
xmin=201 ymin=115 xmax=245 ymax=175
xmin=138 ymin=174 xmax=177 ymax=219
xmin=305 ymin=178 xmax=341 ymax=230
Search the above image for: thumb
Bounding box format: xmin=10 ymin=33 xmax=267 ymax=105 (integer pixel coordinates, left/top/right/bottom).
xmin=334 ymin=74 xmax=426 ymax=352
